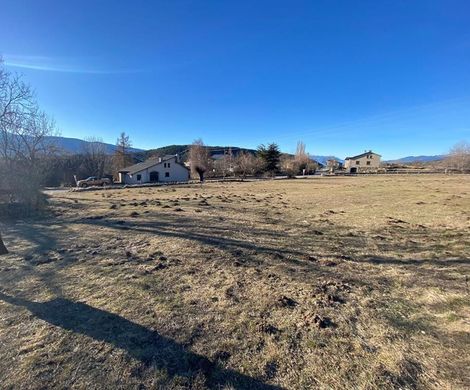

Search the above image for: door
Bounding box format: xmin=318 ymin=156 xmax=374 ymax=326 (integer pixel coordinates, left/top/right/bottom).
xmin=149 ymin=171 xmax=159 ymax=182
xmin=350 ymin=167 xmax=357 ymax=173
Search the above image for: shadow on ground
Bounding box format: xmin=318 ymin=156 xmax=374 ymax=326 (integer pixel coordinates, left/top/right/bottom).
xmin=0 ymin=291 xmax=281 ymax=389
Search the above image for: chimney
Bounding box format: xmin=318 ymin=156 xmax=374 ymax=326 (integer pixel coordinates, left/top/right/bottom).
xmin=158 ymin=157 xmax=162 ymax=163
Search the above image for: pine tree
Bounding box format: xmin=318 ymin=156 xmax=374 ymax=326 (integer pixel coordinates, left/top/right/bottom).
xmin=257 ymin=143 xmax=281 ymax=176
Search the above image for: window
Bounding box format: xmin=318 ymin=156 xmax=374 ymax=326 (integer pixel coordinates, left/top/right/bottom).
xmin=136 ymin=174 xmax=142 ymax=181
xmin=366 ymin=161 xmax=371 ymax=165
xmin=356 ymin=161 xmax=360 ymax=165
xmin=165 ymin=172 xmax=170 ymax=177
xmin=164 ymin=163 xmax=167 ymax=168
xmin=167 ymin=163 xmax=170 ymax=168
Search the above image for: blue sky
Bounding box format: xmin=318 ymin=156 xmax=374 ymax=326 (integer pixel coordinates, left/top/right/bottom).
xmin=1 ymin=0 xmax=469 ymax=159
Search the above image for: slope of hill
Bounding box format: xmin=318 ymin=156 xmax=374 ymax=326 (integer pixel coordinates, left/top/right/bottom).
xmin=46 ymin=136 xmax=144 ymax=154
xmin=144 ymin=145 xmax=257 ymax=160
xmin=386 ymin=155 xmax=446 ymax=163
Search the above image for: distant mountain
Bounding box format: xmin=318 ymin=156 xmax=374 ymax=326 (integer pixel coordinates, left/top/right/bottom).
xmin=386 ymin=155 xmax=446 ymax=163
xmin=310 ymin=155 xmax=343 ymax=165
xmin=46 ymin=136 xmax=446 ymax=165
xmin=46 ymin=136 xmax=144 ymax=154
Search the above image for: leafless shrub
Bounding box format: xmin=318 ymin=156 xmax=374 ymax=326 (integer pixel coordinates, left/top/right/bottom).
xmin=445 ymin=141 xmax=470 ymax=172
xmin=280 ymin=155 xmax=298 ymax=178
xmin=234 ymin=151 xmax=262 ymax=178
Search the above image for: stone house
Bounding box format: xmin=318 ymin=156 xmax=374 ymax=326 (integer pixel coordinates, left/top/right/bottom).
xmin=344 ymin=151 xmax=381 ymax=173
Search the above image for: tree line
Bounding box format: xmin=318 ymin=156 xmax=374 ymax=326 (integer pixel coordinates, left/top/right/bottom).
xmin=188 ymin=139 xmax=317 ymax=181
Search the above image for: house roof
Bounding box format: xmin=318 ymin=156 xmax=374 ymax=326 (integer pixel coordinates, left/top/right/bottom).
xmin=345 ymin=151 xmax=381 ymax=160
xmin=119 ymin=158 xmax=161 ymax=174
xmin=119 ymin=155 xmax=189 ymax=175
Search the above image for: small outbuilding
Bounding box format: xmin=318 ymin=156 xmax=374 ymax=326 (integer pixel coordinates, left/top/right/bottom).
xmin=344 ymin=151 xmax=381 ymax=173
xmin=118 ymin=154 xmax=190 ymax=184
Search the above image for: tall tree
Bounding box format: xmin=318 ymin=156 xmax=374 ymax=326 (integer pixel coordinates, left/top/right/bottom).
xmin=295 ymin=140 xmax=316 ymax=174
xmin=0 ymin=57 xmax=57 ymax=209
xmin=1 ymin=57 xmax=56 ymax=252
xmin=113 ymin=132 xmax=133 ymax=175
xmin=189 ymin=138 xmax=210 ymax=181
xmin=257 ymin=143 xmax=281 ymax=176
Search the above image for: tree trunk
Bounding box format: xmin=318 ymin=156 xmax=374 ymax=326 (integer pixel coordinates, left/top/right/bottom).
xmin=0 ymin=232 xmax=8 ymax=255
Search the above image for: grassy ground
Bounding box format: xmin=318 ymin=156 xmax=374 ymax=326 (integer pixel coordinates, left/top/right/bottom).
xmin=0 ymin=175 xmax=469 ymax=389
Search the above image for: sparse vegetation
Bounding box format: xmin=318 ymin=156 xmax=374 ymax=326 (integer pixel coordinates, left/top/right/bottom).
xmin=0 ymin=175 xmax=469 ymax=389
xmin=446 ymin=140 xmax=470 ymax=172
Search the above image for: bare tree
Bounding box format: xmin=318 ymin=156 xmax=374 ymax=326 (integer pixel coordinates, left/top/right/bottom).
xmin=0 ymin=58 xmax=58 ymax=209
xmin=446 ymin=141 xmax=470 ymax=172
xmin=81 ymin=137 xmax=109 ymax=178
xmin=295 ymin=141 xmax=316 ymax=174
xmin=113 ymin=132 xmax=133 ymax=176
xmin=189 ymin=138 xmax=210 ymax=181
xmin=295 ymin=141 xmax=307 ymax=161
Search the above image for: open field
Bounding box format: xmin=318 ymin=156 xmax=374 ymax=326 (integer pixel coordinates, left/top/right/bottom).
xmin=0 ymin=175 xmax=469 ymax=389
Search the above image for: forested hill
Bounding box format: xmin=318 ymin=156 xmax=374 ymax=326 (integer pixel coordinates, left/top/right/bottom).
xmin=144 ymin=145 xmax=257 ymax=161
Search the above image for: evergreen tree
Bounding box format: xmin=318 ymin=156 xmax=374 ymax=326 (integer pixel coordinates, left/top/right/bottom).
xmin=257 ymin=143 xmax=281 ymax=176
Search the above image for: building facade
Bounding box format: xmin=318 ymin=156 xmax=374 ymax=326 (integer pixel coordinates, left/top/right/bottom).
xmin=118 ymin=155 xmax=190 ymax=184
xmin=344 ymin=151 xmax=381 ymax=173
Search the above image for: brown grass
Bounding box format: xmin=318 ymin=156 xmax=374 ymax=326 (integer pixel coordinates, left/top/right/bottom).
xmin=0 ymin=175 xmax=469 ymax=389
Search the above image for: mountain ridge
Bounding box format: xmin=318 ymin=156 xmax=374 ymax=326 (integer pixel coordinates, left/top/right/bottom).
xmin=47 ymin=135 xmax=445 ymax=164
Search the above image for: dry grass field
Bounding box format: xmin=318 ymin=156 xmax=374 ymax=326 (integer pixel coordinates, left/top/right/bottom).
xmin=0 ymin=175 xmax=469 ymax=389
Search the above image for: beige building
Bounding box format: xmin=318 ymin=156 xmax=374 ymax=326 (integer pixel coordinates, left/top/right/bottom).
xmin=344 ymin=151 xmax=381 ymax=173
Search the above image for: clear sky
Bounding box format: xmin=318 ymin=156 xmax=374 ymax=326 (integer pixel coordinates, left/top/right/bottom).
xmin=1 ymin=0 xmax=469 ymax=159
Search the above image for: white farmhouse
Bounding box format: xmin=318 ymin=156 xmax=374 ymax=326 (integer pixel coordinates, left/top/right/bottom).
xmin=118 ymin=155 xmax=190 ymax=184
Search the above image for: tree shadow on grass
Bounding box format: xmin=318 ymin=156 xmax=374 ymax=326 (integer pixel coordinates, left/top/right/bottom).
xmin=74 ymin=214 xmax=307 ymax=259
xmin=354 ymin=256 xmax=470 ymax=267
xmin=0 ymin=291 xmax=281 ymax=389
